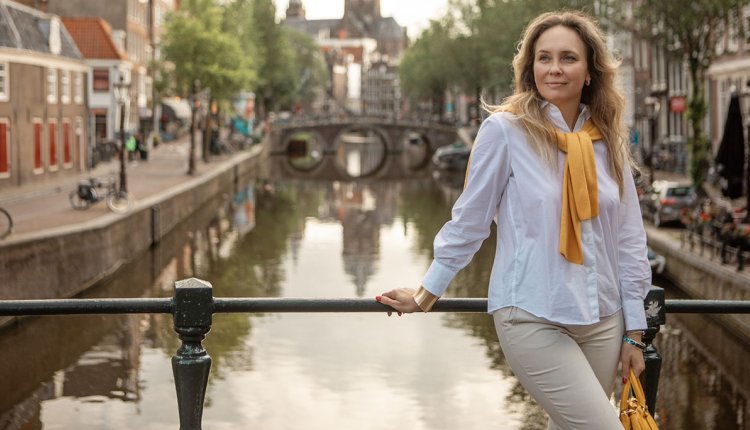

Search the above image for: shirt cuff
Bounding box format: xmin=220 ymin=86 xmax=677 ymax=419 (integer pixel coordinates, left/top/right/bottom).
xmin=421 ymin=260 xmax=458 ymax=297
xmin=413 ymin=287 xmax=439 ymax=312
xmin=622 ymin=298 xmax=648 ymax=332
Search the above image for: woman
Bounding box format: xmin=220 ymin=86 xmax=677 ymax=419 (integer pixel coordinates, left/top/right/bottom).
xmin=378 ymin=11 xmax=651 ymax=429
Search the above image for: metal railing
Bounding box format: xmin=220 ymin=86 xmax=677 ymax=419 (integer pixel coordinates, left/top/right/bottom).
xmin=1 ymin=279 xmax=749 ymax=430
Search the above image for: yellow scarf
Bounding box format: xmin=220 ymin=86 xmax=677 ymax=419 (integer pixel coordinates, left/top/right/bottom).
xmin=492 ymin=107 xmax=602 ymax=264
xmin=556 ymin=122 xmax=602 ymax=264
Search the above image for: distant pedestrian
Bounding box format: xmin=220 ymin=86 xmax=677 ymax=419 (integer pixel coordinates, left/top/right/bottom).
xmin=135 ymin=132 xmax=149 ymax=161
xmin=125 ymin=134 xmax=137 ymax=161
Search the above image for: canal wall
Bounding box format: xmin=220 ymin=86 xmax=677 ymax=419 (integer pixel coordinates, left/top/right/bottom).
xmin=0 ymin=147 xmax=264 ymax=327
xmin=647 ymin=227 xmax=750 ymax=343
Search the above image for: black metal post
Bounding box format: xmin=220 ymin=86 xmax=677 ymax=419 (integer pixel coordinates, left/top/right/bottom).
xmin=642 ymin=287 xmax=665 ymax=415
xmin=171 ymin=278 xmax=214 ymax=430
xmin=118 ymin=90 xmax=128 ymax=194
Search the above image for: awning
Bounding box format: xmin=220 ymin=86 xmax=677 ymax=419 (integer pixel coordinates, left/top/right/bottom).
xmin=161 ymin=97 xmax=191 ymax=120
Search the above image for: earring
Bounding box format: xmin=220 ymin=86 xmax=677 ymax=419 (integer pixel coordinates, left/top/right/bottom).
xmin=585 ymin=78 xmax=591 ymax=86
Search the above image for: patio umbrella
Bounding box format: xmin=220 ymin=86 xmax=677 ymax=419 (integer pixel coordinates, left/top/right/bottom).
xmin=715 ymin=93 xmax=745 ymax=199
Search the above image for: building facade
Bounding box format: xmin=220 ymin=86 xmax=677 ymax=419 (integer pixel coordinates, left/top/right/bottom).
xmin=283 ymin=0 xmax=407 ymax=115
xmin=0 ymin=1 xmax=89 ymax=190
xmin=62 ymin=17 xmax=130 ymax=144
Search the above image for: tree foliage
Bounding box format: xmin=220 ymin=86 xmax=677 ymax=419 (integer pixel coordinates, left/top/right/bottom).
xmin=628 ymin=0 xmax=749 ymax=190
xmin=162 ymin=0 xmax=255 ymax=101
xmin=399 ymin=0 xmax=597 ymax=114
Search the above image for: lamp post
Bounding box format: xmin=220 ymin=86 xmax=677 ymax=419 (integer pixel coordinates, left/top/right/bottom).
xmin=113 ymin=74 xmax=131 ymax=193
xmin=644 ymin=96 xmax=661 ymax=185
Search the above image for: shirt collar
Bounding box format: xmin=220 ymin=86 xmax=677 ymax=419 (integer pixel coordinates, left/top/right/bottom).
xmin=540 ymin=100 xmax=591 ymax=133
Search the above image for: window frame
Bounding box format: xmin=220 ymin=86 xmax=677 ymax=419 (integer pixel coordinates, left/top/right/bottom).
xmin=74 ymin=71 xmax=83 ymax=104
xmin=47 ymin=68 xmax=57 ymax=104
xmin=33 ymin=118 xmax=43 ymax=174
xmin=0 ymin=118 xmax=10 ymax=178
xmin=0 ymin=62 xmax=8 ymax=102
xmin=48 ymin=118 xmax=58 ymax=171
xmin=61 ymin=69 xmax=70 ymax=104
xmin=93 ymin=68 xmax=109 ymax=92
xmin=62 ymin=119 xmax=72 ymax=168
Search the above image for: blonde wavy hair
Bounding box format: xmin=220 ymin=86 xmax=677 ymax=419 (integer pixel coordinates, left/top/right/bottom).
xmin=490 ymin=11 xmax=632 ymax=197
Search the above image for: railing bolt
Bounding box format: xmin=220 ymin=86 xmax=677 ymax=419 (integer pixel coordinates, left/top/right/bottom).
xmin=172 ymin=278 xmax=214 ymax=430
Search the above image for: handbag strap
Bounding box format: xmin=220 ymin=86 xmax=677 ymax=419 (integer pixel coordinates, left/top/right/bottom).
xmin=620 ymin=369 xmax=648 ymax=412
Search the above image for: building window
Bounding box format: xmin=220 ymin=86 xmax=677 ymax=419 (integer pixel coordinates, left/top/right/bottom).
xmin=74 ymin=71 xmax=83 ymax=103
xmin=0 ymin=62 xmax=8 ymax=102
xmin=93 ymin=68 xmax=109 ymax=92
xmin=48 ymin=120 xmax=57 ymax=170
xmin=75 ymin=117 xmax=83 ymax=169
xmin=61 ymin=69 xmax=70 ymax=104
xmin=33 ymin=120 xmax=42 ymax=172
xmin=94 ymin=114 xmax=107 ymax=140
xmin=47 ymin=68 xmax=57 ymax=104
xmin=0 ymin=119 xmax=9 ymax=178
xmin=63 ymin=120 xmax=72 ymax=167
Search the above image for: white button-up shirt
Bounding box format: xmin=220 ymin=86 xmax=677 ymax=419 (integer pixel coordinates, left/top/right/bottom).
xmin=422 ymin=103 xmax=651 ymax=331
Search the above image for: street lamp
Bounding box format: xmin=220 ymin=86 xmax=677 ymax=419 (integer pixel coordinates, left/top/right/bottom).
xmin=113 ymin=74 xmax=131 ymax=193
xmin=644 ymin=96 xmax=661 ymax=185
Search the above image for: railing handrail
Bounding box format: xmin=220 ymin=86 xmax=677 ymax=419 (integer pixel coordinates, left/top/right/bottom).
xmin=1 ymin=297 xmax=749 ymax=316
xmin=2 ymin=279 xmax=748 ymax=430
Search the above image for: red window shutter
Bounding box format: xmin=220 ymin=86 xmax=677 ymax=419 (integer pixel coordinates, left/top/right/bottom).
xmin=63 ymin=122 xmax=71 ymax=164
xmin=49 ymin=122 xmax=57 ymax=167
xmin=0 ymin=123 xmax=8 ymax=174
xmin=34 ymin=123 xmax=42 ymax=169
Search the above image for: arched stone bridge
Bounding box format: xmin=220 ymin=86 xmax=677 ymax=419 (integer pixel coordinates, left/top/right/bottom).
xmin=268 ymin=117 xmax=458 ymax=156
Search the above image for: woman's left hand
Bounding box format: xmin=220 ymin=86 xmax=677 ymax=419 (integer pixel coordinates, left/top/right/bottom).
xmin=620 ymin=334 xmax=646 ymax=383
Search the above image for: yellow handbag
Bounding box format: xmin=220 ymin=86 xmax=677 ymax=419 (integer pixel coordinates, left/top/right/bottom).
xmin=619 ymin=369 xmax=659 ymax=430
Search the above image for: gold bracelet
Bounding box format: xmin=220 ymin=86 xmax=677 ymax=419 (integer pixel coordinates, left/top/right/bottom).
xmin=412 ymin=286 xmax=439 ymax=312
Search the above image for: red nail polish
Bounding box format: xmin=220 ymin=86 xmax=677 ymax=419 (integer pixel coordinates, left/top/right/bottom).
xmin=375 ymin=296 xmax=381 ymax=302
xmin=622 ymin=377 xmax=627 ymax=384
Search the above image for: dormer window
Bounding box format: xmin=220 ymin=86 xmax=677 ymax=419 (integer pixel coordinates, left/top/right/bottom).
xmin=49 ymin=18 xmax=61 ymax=55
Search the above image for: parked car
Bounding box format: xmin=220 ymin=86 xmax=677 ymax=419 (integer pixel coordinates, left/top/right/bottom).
xmin=639 ymin=180 xmax=696 ymax=227
xmin=432 ymin=142 xmax=471 ymax=172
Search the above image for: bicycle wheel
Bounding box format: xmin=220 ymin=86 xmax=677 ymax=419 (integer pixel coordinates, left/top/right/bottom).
xmin=107 ymin=190 xmax=132 ymax=213
xmin=0 ymin=208 xmax=12 ymax=239
xmin=69 ymin=190 xmax=91 ymax=210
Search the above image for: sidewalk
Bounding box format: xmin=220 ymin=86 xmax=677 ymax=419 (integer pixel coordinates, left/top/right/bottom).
xmin=0 ymin=133 xmax=253 ymax=240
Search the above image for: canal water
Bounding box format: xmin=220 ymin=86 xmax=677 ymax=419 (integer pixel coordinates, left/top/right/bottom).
xmin=1 ymin=155 xmax=748 ymax=429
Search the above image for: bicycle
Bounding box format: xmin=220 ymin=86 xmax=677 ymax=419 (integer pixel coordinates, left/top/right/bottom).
xmin=69 ymin=177 xmax=133 ymax=213
xmin=0 ymin=207 xmax=12 ymax=239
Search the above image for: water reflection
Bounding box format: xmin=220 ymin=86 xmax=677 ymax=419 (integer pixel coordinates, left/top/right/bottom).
xmin=287 ymin=131 xmax=324 ymax=171
xmin=334 ymin=128 xmax=387 ymax=177
xmin=1 ymin=166 xmax=747 ymax=429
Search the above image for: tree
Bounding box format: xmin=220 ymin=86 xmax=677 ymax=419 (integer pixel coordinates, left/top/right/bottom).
xmin=399 ymin=19 xmax=456 ymax=118
xmin=162 ymin=0 xmax=254 ymax=173
xmin=250 ymin=0 xmax=294 ymax=117
xmin=283 ymin=28 xmax=330 ymax=111
xmin=629 ymin=0 xmax=749 ymax=191
xmin=399 ymin=0 xmax=598 ymax=121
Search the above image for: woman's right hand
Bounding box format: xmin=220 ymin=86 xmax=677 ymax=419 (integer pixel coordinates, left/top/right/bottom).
xmin=377 ymin=288 xmax=420 ymax=316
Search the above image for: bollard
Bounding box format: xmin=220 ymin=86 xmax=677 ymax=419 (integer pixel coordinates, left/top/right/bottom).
xmin=172 ymin=278 xmax=214 ymax=430
xmin=642 ymin=287 xmax=665 ymax=415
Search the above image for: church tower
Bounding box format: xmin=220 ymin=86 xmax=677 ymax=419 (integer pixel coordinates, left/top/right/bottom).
xmin=286 ymin=0 xmax=305 ymax=20
xmin=344 ymin=0 xmax=381 ymax=20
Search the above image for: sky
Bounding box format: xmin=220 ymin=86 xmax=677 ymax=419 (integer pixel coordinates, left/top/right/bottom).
xmin=273 ymin=0 xmax=450 ymax=38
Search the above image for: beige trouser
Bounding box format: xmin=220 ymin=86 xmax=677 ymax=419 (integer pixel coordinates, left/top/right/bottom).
xmin=493 ymin=307 xmax=624 ymax=430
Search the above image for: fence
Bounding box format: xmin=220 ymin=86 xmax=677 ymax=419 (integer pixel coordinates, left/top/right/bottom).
xmin=1 ymin=278 xmax=749 ymax=430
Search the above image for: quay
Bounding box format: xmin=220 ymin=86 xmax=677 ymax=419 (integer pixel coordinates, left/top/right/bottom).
xmin=0 ymin=135 xmax=265 ymax=325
